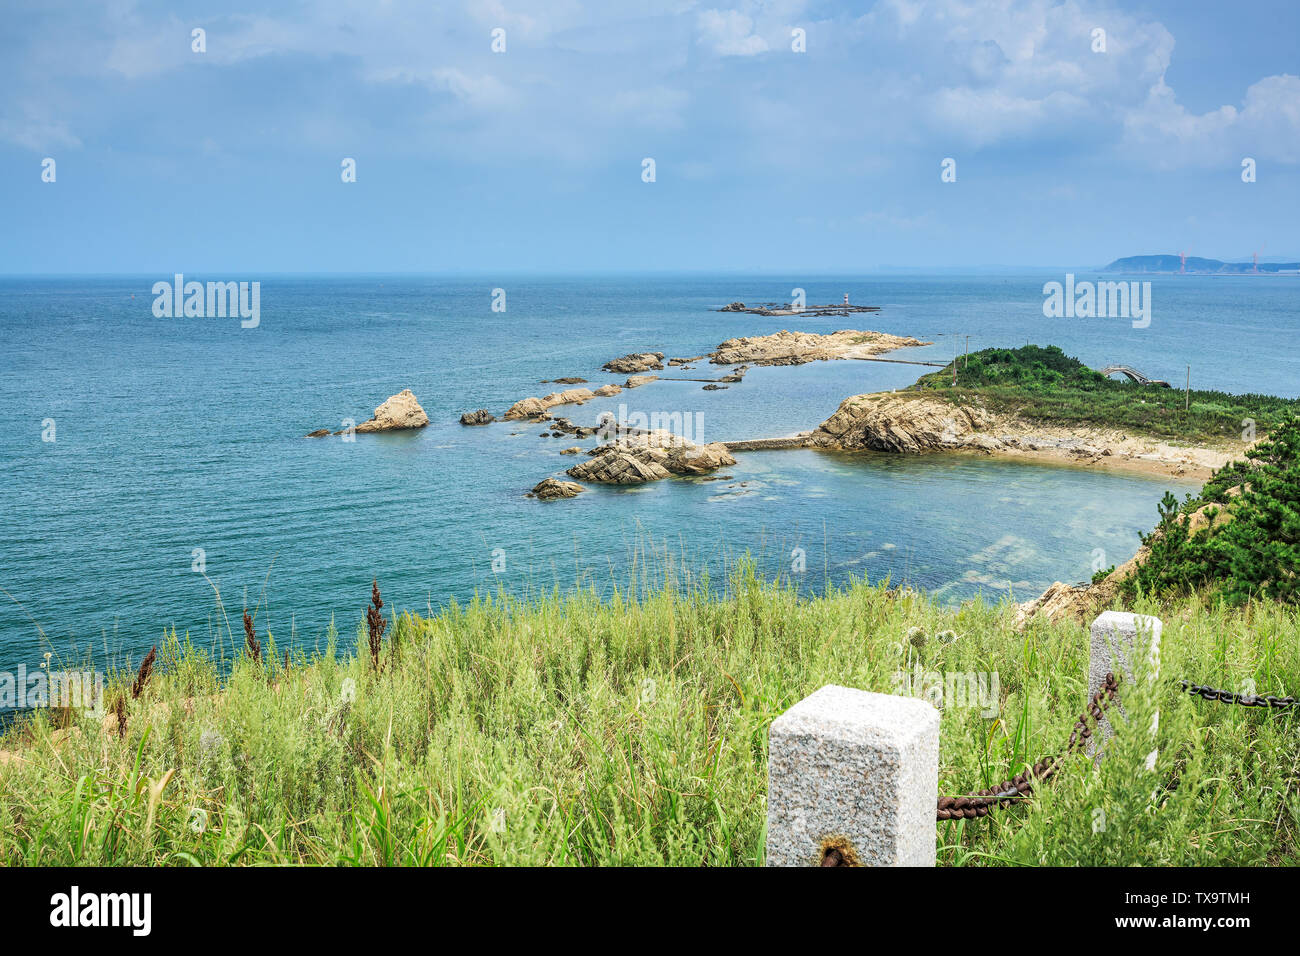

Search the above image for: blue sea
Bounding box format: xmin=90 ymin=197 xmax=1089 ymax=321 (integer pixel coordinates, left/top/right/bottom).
xmin=2 ymin=273 xmax=1296 ymax=671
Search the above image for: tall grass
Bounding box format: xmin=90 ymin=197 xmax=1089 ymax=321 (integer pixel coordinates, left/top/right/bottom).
xmin=1 ymin=565 xmax=1296 ymax=865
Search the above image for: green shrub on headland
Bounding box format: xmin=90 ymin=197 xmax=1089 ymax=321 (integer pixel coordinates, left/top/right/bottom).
xmin=1122 ymin=415 xmax=1300 ymax=606
xmin=916 ymin=345 xmax=1300 ymax=443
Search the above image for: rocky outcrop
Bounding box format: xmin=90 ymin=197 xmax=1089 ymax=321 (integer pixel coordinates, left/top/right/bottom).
xmin=624 ymin=375 xmax=659 ymax=388
xmin=504 ymin=387 xmax=595 ymax=420
xmin=709 ymin=329 xmax=930 ymax=366
xmin=351 ymin=389 xmax=430 ymax=433
xmin=669 ymin=356 xmax=705 ymax=366
xmin=603 ymin=352 xmax=664 ymax=374
xmin=702 ymin=384 xmax=727 ymax=391
xmin=560 ymin=446 xmax=583 ymax=455
xmin=667 ymin=442 xmax=737 ymax=474
xmin=567 ymin=447 xmax=672 ymax=484
xmin=565 ymin=434 xmax=736 ymax=485
xmin=806 ymin=390 xmax=1237 ymax=479
xmin=592 ymin=384 xmax=622 ymax=397
xmin=306 ymin=429 xmax=331 ymax=438
xmin=720 ymin=302 xmax=746 ymax=312
xmin=529 ymin=478 xmax=585 ymax=500
xmin=548 ymin=417 xmax=601 ymax=438
xmin=542 ymin=377 xmax=588 ymax=385
xmin=504 ymin=397 xmax=549 ymax=420
xmin=460 ymin=409 xmax=496 ymax=426
xmin=808 ymin=393 xmax=994 ymax=453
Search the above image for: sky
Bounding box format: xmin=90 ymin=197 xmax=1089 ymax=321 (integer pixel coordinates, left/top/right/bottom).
xmin=2 ymin=0 xmax=1297 ymax=273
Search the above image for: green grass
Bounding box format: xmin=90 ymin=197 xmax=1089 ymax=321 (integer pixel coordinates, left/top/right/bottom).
xmin=2 ymin=565 xmax=1297 ymax=866
xmin=915 ymin=345 xmax=1300 ymax=444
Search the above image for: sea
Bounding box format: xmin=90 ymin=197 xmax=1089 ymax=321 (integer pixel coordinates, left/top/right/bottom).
xmin=2 ymin=273 xmax=1296 ymax=672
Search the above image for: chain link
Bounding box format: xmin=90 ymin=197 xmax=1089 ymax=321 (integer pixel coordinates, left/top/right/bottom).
xmin=936 ymin=671 xmax=1120 ymax=821
xmin=934 ymin=674 xmax=1296 ymax=825
xmin=1177 ymin=681 xmax=1298 ymax=711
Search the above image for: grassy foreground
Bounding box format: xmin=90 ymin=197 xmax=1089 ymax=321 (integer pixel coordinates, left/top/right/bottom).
xmin=2 ymin=567 xmax=1297 ymax=866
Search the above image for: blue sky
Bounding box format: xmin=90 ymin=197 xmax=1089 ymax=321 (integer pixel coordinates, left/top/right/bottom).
xmin=2 ymin=0 xmax=1297 ymax=273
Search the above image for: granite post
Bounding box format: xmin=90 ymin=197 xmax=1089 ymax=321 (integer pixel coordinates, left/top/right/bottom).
xmin=1088 ymin=611 xmax=1163 ymax=754
xmin=766 ymin=684 xmax=939 ymax=867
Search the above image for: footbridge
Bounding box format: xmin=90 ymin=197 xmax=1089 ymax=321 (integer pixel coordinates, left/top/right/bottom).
xmin=1097 ymin=365 xmax=1172 ymax=387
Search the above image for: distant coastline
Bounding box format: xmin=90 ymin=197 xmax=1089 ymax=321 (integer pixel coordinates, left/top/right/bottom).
xmin=1104 ymin=254 xmax=1300 ymax=275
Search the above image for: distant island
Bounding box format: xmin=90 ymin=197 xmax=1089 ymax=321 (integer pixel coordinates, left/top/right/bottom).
xmin=1104 ymin=254 xmax=1300 ymax=274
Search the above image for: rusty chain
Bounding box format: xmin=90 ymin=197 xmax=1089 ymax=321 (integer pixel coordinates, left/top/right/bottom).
xmin=1177 ymin=681 xmax=1298 ymax=711
xmin=935 ymin=673 xmax=1296 ymax=824
xmin=936 ymin=671 xmax=1120 ymax=822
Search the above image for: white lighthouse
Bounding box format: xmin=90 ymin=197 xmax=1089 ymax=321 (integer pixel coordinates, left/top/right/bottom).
xmin=843 ymin=292 xmax=849 ymax=306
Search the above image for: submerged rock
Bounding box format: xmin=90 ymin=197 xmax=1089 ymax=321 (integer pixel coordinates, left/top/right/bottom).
xmin=624 ymin=375 xmax=659 ymax=388
xmin=305 ymin=429 xmax=331 ymax=438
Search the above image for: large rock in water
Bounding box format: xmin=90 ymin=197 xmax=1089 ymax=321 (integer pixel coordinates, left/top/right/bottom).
xmin=504 ymin=387 xmax=595 ymax=420
xmin=530 ymin=478 xmax=585 ymax=500
xmin=460 ymin=409 xmax=496 ymax=426
xmin=603 ymin=352 xmax=664 ymax=374
xmin=565 ymin=436 xmax=735 ymax=484
xmin=567 ymin=446 xmax=672 ymax=484
xmin=666 ymin=442 xmax=736 ymax=474
xmin=354 ymin=389 xmax=430 ymax=433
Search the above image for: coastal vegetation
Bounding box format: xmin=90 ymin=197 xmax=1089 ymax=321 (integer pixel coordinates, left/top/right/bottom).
xmin=1 ymin=565 xmax=1296 ymax=866
xmin=916 ymin=345 xmax=1300 ymax=444
xmin=1120 ymin=415 xmax=1300 ymax=606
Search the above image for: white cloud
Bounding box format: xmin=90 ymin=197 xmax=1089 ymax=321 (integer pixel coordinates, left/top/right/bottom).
xmin=373 ymin=66 xmax=515 ymax=111
xmin=0 ymin=108 xmax=81 ymax=151
xmin=1123 ymin=73 xmax=1300 ymax=167
xmin=696 ymin=9 xmax=769 ymax=56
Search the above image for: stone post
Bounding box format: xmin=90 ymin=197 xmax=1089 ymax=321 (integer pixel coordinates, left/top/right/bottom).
xmin=1088 ymin=611 xmax=1163 ymax=752
xmin=766 ymin=684 xmax=939 ymax=867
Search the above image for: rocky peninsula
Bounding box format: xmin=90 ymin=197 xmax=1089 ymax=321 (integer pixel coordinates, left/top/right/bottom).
xmin=708 ymin=329 xmax=930 ymax=366
xmin=804 ymin=391 xmax=1238 ymax=479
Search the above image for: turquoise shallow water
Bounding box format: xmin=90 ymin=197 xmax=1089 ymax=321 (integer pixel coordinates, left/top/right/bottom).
xmin=1 ymin=273 xmax=1293 ymax=669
